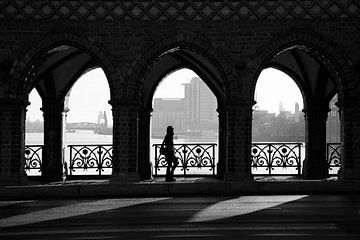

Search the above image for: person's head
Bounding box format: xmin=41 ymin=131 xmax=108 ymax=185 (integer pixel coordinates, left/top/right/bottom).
xmin=166 ymin=126 xmax=174 ymax=135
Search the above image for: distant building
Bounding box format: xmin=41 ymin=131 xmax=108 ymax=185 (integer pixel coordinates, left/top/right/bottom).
xmin=152 ymin=98 xmax=185 ymax=135
xmin=252 ymin=102 xmax=305 ymax=142
xmin=152 ymin=77 xmax=218 ymax=137
xmin=183 ymin=77 xmax=217 ymax=132
xmin=326 ymin=95 xmax=340 ymax=142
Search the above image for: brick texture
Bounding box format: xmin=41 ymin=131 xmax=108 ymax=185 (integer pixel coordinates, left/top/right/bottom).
xmin=0 ymin=1 xmax=359 ymax=184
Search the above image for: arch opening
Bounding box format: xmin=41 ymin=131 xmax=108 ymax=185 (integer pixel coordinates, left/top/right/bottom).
xmin=252 ymin=67 xmax=305 ymax=176
xmin=25 ymin=88 xmax=44 ymax=177
xmin=251 ymin=40 xmax=345 ymax=179
xmin=136 ymin=41 xmax=229 ymax=180
xmin=326 ymin=93 xmax=341 ymax=176
xmin=65 ymin=67 xmax=113 ymax=177
xmin=21 ymin=41 xmax=115 ymax=180
xmin=151 ymin=68 xmax=219 ymax=176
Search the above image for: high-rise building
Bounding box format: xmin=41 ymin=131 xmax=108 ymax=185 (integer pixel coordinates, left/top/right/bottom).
xmin=151 ymin=98 xmax=185 ymax=135
xmin=327 ymin=94 xmax=340 ymax=142
xmin=183 ymin=77 xmax=217 ymax=131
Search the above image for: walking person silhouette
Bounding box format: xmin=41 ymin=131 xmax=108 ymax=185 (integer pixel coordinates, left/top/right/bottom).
xmin=161 ymin=126 xmax=178 ymax=182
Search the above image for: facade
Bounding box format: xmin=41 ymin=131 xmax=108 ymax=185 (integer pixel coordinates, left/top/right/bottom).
xmin=327 ymin=95 xmax=341 ymax=143
xmin=152 ymin=77 xmax=217 ymax=136
xmin=183 ymin=77 xmax=218 ymax=132
xmin=152 ymin=98 xmax=185 ymax=136
xmin=252 ymin=103 xmax=305 ymax=142
xmin=0 ymin=1 xmax=360 ymax=185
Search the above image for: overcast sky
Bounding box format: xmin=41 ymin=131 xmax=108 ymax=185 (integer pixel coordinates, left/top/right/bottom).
xmin=27 ymin=67 xmax=303 ymax=123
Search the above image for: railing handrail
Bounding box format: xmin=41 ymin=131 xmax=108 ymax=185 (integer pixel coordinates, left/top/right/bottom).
xmin=24 ymin=142 xmax=341 ymax=177
xmin=252 ymin=142 xmax=303 ymax=145
xmin=153 ymin=143 xmax=217 ymax=145
xmin=68 ymin=144 xmax=113 ymax=147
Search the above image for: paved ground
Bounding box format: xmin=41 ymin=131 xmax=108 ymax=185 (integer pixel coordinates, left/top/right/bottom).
xmin=0 ymin=195 xmax=359 ymax=239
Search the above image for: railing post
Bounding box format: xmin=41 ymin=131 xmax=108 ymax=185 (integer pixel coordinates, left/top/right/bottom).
xmin=98 ymin=145 xmax=102 ymax=176
xmin=69 ymin=145 xmax=73 ymax=176
xmin=183 ymin=144 xmax=186 ymax=176
xmin=298 ymin=143 xmax=302 ymax=175
xmin=154 ymin=144 xmax=158 ymax=176
xmin=268 ymin=144 xmax=272 ymax=175
xmin=213 ymin=144 xmax=216 ymax=176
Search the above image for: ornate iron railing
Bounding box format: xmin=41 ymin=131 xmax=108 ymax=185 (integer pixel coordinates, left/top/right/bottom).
xmin=24 ymin=145 xmax=42 ymax=176
xmin=251 ymin=143 xmax=303 ymax=175
xmin=152 ymin=143 xmax=217 ymax=176
xmin=68 ymin=144 xmax=113 ymax=176
xmin=327 ymin=143 xmax=341 ymax=175
xmin=24 ymin=143 xmax=341 ymax=177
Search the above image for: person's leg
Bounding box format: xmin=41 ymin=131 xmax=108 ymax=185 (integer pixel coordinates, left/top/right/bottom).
xmin=166 ymin=158 xmax=173 ymax=181
xmin=170 ymin=156 xmax=178 ymax=178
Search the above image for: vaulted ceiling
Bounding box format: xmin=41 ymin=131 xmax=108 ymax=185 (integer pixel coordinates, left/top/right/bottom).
xmin=141 ymin=47 xmax=225 ymax=106
xmin=34 ymin=45 xmax=96 ymax=101
xmin=268 ymin=47 xmax=337 ymax=106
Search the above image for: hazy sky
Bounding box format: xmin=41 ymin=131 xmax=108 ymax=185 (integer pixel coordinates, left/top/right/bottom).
xmin=27 ymin=67 xmax=303 ymax=123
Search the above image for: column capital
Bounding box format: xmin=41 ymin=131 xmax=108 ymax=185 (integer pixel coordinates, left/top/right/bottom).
xmin=302 ymin=104 xmax=330 ymax=118
xmin=224 ymin=99 xmax=256 ymax=110
xmin=109 ymin=99 xmax=141 ymax=109
xmin=41 ymin=100 xmax=65 ymax=113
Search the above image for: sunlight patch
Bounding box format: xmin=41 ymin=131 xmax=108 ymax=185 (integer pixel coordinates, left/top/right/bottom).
xmin=0 ymin=198 xmax=169 ymax=228
xmin=188 ymin=195 xmax=307 ymax=222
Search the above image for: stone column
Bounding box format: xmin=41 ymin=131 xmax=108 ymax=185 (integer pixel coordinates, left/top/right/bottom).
xmin=138 ymin=106 xmax=152 ymax=180
xmin=0 ymin=99 xmax=28 ymax=186
xmin=339 ymin=102 xmax=360 ymax=179
xmin=41 ymin=100 xmax=64 ymax=182
xmin=110 ymin=100 xmax=140 ymax=183
xmin=302 ymin=104 xmax=329 ymax=179
xmin=216 ymin=104 xmax=226 ymax=179
xmin=224 ymin=100 xmax=254 ymax=181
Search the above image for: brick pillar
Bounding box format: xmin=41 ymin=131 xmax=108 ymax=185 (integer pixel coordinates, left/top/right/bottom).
xmin=303 ymin=104 xmax=329 ymax=179
xmin=224 ymin=100 xmax=253 ymax=181
xmin=138 ymin=106 xmax=152 ymax=180
xmin=216 ymin=104 xmax=226 ymax=179
xmin=339 ymin=102 xmax=360 ymax=179
xmin=41 ymin=100 xmax=64 ymax=182
xmin=0 ymin=99 xmax=28 ymax=185
xmin=110 ymin=100 xmax=140 ymax=183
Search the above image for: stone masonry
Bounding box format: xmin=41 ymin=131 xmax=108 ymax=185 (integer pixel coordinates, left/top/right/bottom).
xmin=0 ymin=1 xmax=359 ymax=185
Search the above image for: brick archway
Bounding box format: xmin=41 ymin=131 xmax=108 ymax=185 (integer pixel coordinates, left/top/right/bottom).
xmin=248 ymin=31 xmax=356 ymax=105
xmin=126 ymin=32 xmax=240 ymax=180
xmin=124 ymin=31 xmax=238 ymax=102
xmin=249 ymin=30 xmax=358 ymax=179
xmin=10 ymin=33 xmax=119 ymax=100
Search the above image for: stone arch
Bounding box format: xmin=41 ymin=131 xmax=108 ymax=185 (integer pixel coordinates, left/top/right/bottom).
xmin=125 ymin=31 xmax=238 ymax=103
xmin=249 ymin=30 xmax=357 ymax=106
xmin=129 ymin=32 xmax=237 ymax=180
xmin=249 ymin=30 xmax=358 ymax=179
xmin=10 ymin=33 xmax=119 ymax=100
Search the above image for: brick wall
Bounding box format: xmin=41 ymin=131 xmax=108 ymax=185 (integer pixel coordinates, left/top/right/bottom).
xmin=0 ymin=99 xmax=27 ymax=185
xmin=0 ymin=1 xmax=360 ymax=183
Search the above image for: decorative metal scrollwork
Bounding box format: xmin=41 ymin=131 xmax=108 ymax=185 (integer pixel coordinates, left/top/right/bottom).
xmin=251 ymin=143 xmax=302 ymax=175
xmin=24 ymin=145 xmax=42 ymax=176
xmin=68 ymin=145 xmax=112 ymax=176
xmin=153 ymin=143 xmax=217 ymax=176
xmin=327 ymin=143 xmax=341 ymax=175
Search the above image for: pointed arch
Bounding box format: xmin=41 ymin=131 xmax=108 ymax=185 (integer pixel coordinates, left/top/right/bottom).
xmin=249 ymin=30 xmax=357 ymax=106
xmin=124 ymin=31 xmax=239 ymax=106
xmin=10 ymin=33 xmax=119 ymax=101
